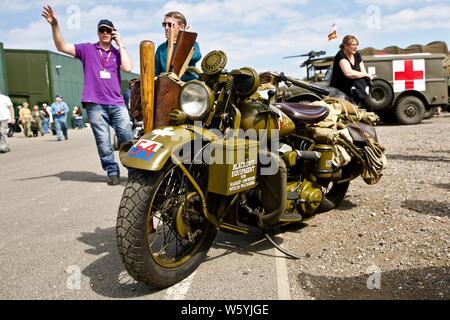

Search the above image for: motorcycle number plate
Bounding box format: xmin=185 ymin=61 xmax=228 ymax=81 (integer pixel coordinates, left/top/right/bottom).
xmin=128 ymin=139 xmax=163 ymax=161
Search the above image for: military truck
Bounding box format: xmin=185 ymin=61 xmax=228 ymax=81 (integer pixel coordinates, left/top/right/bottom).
xmin=281 ymin=41 xmax=450 ymax=125
xmin=280 ymin=51 xmax=334 ymax=104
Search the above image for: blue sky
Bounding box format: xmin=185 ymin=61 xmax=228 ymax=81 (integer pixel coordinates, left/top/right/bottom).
xmin=1 ymin=0 xmax=449 ymax=78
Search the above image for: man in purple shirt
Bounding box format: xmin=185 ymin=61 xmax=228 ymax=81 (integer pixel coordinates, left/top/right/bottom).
xmin=43 ymin=5 xmax=134 ymax=186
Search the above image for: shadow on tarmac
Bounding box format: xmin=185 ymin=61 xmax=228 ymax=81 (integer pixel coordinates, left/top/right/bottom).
xmin=208 ymin=223 xmax=308 ymax=263
xmin=386 ymin=154 xmax=450 ymax=163
xmin=77 ymin=227 xmax=160 ymax=298
xmin=295 ymin=266 xmax=450 ymax=299
xmin=401 ymin=200 xmax=450 ymax=217
xmin=434 ymin=183 xmax=450 ymax=190
xmin=17 ymin=171 xmax=128 ymax=186
xmin=77 ymin=222 xmax=305 ymax=297
xmin=334 ymin=199 xmax=358 ymax=211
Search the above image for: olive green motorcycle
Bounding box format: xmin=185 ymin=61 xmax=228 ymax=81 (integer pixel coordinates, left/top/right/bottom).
xmin=116 ymin=50 xmax=386 ymax=289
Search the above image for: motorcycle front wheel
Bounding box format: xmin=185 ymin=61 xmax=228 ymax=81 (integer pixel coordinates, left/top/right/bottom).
xmin=116 ymin=163 xmax=217 ymax=289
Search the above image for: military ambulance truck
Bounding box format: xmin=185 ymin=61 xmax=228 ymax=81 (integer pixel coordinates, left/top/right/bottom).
xmin=360 ymin=41 xmax=449 ymax=125
xmin=282 ymin=41 xmax=450 ymax=125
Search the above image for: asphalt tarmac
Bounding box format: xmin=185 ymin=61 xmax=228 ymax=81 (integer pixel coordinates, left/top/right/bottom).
xmin=0 ymin=128 xmax=286 ymax=300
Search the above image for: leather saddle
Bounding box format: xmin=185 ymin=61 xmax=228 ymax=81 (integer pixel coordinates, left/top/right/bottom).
xmin=273 ymin=102 xmax=330 ymax=124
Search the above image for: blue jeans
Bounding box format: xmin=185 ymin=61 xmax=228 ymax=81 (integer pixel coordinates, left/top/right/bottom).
xmin=86 ymin=104 xmax=133 ymax=177
xmin=0 ymin=120 xmax=10 ymax=152
xmin=43 ymin=118 xmax=50 ymax=134
xmin=54 ymin=116 xmax=68 ymax=140
xmin=75 ymin=117 xmax=83 ymax=129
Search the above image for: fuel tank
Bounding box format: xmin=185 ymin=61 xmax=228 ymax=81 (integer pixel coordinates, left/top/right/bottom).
xmin=239 ymin=100 xmax=295 ymax=138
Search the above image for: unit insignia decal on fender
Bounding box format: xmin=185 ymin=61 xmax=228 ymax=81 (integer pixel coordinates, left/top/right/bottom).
xmin=128 ymin=140 xmax=164 ymax=161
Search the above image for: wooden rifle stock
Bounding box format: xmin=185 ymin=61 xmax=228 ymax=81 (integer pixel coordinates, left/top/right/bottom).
xmin=166 ymin=27 xmax=175 ymax=72
xmin=140 ymin=40 xmax=155 ymax=133
xmin=168 ymin=30 xmax=197 ymax=76
xmin=179 ymin=47 xmax=195 ymax=79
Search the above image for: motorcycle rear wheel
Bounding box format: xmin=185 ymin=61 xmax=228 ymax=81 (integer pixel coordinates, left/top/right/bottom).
xmin=116 ymin=164 xmax=217 ymax=289
xmin=325 ymin=181 xmax=350 ymax=208
xmin=316 ymin=181 xmax=350 ymax=213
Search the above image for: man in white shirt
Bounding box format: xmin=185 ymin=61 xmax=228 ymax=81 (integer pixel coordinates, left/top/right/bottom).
xmin=0 ymin=92 xmax=15 ymax=153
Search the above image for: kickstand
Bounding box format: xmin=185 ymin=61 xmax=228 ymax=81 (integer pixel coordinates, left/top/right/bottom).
xmin=264 ymin=232 xmax=302 ymax=260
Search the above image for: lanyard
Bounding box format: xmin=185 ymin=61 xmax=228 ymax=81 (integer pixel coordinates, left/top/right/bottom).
xmin=98 ymin=50 xmax=112 ymax=71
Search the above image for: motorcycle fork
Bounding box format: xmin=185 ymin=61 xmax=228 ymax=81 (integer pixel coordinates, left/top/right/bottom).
xmin=172 ymin=156 xmax=218 ymax=226
xmin=172 ymin=157 xmax=249 ymax=235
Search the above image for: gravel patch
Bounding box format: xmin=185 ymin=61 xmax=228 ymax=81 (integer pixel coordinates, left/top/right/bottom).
xmin=284 ymin=114 xmax=450 ymax=300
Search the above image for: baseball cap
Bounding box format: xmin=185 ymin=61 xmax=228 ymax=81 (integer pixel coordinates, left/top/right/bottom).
xmin=55 ymin=95 xmax=63 ymax=99
xmin=97 ymin=19 xmax=115 ymax=30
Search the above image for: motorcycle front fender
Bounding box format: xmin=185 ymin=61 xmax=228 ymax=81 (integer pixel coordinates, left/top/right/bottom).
xmin=119 ymin=125 xmax=220 ymax=172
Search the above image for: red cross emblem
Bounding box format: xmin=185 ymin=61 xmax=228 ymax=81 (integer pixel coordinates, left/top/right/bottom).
xmin=393 ymin=59 xmax=425 ymax=92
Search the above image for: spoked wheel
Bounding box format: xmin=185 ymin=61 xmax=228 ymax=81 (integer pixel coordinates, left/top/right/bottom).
xmin=116 ymin=163 xmax=217 ymax=289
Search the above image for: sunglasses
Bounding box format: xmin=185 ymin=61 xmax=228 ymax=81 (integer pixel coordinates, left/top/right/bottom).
xmin=162 ymin=22 xmax=176 ymax=28
xmin=98 ymin=27 xmax=112 ymax=34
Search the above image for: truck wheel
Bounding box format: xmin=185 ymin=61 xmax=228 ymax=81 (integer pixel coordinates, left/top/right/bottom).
xmin=367 ymin=80 xmax=393 ymax=111
xmin=395 ymin=96 xmax=425 ymax=125
xmin=423 ymin=107 xmax=437 ymax=120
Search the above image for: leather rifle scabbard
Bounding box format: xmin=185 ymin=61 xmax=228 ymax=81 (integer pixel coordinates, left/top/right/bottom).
xmin=169 ymin=31 xmax=197 ymax=76
xmin=129 ymin=78 xmax=142 ymax=121
xmin=153 ymin=75 xmax=182 ymax=129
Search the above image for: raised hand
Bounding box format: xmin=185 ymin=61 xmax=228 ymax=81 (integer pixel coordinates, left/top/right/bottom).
xmin=111 ymin=30 xmax=124 ymax=47
xmin=42 ymin=5 xmax=58 ymax=26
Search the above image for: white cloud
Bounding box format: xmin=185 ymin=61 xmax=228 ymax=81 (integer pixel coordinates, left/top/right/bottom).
xmin=2 ymin=0 xmax=450 ymax=79
xmin=354 ymin=0 xmax=439 ymax=8
xmin=359 ymin=4 xmax=450 ymax=31
xmin=159 ymin=0 xmax=310 ymax=28
xmin=5 ymin=20 xmax=54 ymax=49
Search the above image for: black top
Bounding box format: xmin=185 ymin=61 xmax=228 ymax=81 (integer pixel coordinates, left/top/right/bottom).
xmin=330 ymin=50 xmax=362 ymax=97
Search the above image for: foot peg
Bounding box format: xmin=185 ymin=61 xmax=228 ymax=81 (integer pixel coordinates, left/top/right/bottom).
xmin=279 ymin=213 xmax=303 ymax=223
xmin=287 ymin=192 xmax=300 ymax=201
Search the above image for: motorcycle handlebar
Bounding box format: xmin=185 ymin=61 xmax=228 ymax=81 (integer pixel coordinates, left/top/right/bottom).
xmin=270 ymin=72 xmax=331 ymax=96
xmin=185 ymin=66 xmax=202 ymax=76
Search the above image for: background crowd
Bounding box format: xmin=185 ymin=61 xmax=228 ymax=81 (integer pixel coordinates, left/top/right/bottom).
xmin=10 ymin=96 xmax=85 ymax=138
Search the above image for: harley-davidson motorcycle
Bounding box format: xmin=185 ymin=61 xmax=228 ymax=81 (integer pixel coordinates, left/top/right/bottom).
xmin=116 ymin=47 xmax=386 ymax=289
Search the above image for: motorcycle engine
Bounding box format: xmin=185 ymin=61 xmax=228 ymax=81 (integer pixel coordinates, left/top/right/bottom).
xmin=300 ymin=180 xmax=323 ymax=215
xmin=285 ymin=180 xmax=323 ymax=216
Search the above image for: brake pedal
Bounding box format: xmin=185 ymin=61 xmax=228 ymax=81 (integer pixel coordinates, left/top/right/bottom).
xmin=287 ymin=192 xmax=300 ymax=201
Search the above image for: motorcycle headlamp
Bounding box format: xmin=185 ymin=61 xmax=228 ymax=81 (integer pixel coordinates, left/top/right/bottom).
xmin=232 ymin=67 xmax=260 ymax=97
xmin=179 ymin=81 xmax=215 ymax=120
